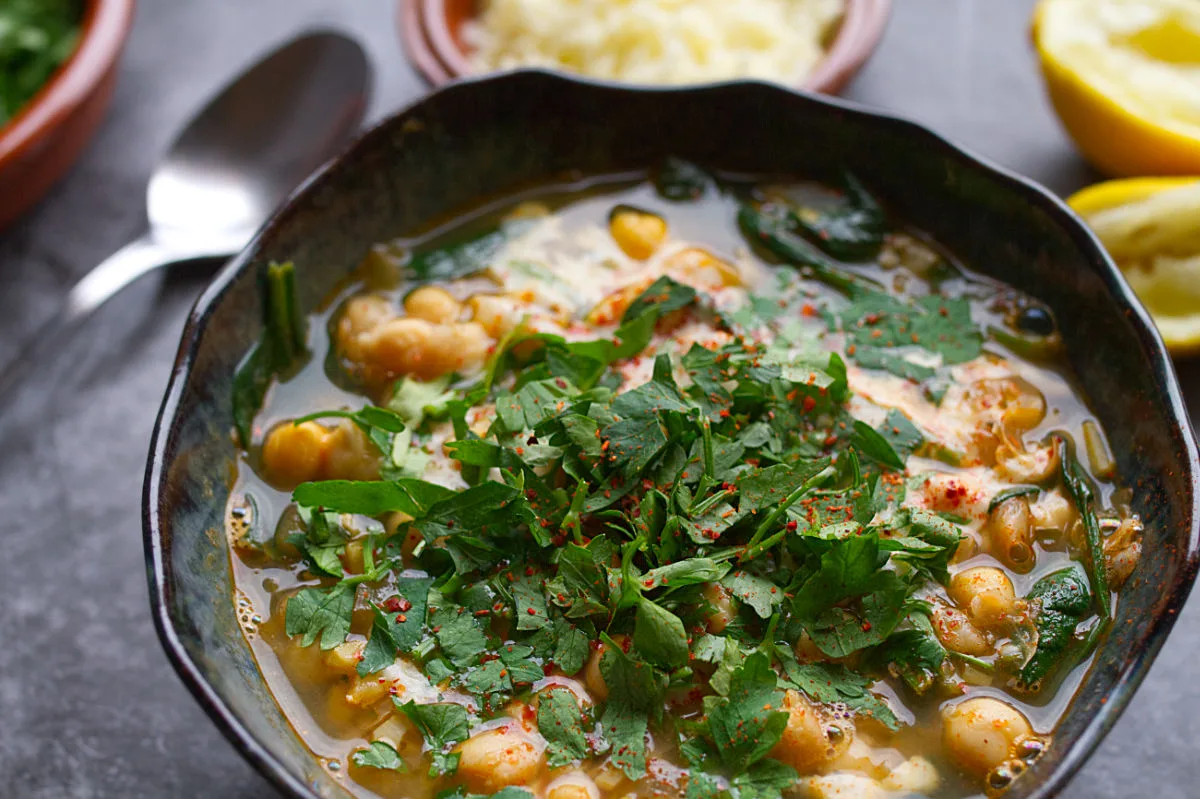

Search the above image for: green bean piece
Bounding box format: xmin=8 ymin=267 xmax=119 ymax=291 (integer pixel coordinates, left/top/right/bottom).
xmin=1059 ymin=437 xmax=1112 ymax=621
xmin=988 ymin=485 xmax=1040 ymax=514
xmin=232 ymin=262 xmax=309 ymax=446
xmin=988 ymin=326 xmax=1064 ymax=362
xmin=1082 ymin=420 xmax=1116 ymax=480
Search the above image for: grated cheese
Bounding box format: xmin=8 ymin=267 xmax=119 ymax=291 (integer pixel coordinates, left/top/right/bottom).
xmin=464 ymin=0 xmax=845 ymax=85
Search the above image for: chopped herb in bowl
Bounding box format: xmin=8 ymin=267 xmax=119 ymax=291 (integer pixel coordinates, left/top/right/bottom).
xmin=225 ymin=163 xmax=1142 ymax=799
xmin=0 ymin=0 xmax=83 ymax=126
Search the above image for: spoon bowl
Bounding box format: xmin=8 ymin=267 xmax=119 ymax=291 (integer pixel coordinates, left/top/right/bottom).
xmin=146 ymin=32 xmax=370 ymax=250
xmin=0 ymin=30 xmax=372 ymax=440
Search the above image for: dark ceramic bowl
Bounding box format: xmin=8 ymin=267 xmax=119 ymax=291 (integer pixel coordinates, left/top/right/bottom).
xmin=145 ymin=71 xmax=1200 ymax=799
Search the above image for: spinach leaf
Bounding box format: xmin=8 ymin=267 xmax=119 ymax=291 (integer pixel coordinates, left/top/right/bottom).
xmin=788 ymin=172 xmax=886 ymax=261
xmin=1017 ymin=567 xmax=1092 ymax=690
xmin=654 ymin=157 xmax=715 ymax=202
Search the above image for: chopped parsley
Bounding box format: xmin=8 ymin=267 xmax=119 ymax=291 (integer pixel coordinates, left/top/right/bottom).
xmin=242 ymin=165 xmax=1122 ymax=797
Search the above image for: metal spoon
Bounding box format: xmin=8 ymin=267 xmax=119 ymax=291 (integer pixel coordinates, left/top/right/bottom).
xmin=0 ymin=31 xmax=372 ymax=437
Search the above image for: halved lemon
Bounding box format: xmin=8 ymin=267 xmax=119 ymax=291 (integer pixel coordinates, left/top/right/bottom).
xmin=1032 ymin=0 xmax=1200 ymax=177
xmin=1068 ymin=177 xmax=1200 ymax=354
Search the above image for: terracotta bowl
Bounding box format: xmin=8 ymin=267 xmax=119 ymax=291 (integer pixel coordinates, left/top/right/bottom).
xmin=0 ymin=0 xmax=136 ymax=231
xmin=400 ymin=0 xmax=891 ymax=94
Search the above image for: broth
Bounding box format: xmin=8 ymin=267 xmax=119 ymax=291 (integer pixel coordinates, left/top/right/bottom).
xmin=225 ymin=166 xmax=1137 ymax=799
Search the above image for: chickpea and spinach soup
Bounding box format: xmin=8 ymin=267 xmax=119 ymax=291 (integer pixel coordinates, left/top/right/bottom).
xmin=227 ymin=162 xmax=1140 ymax=799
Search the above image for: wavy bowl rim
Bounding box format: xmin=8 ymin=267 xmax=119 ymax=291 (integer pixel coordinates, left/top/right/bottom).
xmin=143 ymin=69 xmax=1200 ymax=799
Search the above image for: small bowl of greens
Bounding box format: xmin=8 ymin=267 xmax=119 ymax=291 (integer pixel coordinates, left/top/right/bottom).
xmin=0 ymin=0 xmax=134 ymax=230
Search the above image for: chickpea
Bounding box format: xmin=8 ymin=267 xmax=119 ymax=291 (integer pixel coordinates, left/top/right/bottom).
xmin=428 ymin=321 xmax=493 ymax=375
xmin=469 ymin=294 xmax=519 ymax=338
xmin=370 ymin=715 xmax=415 ymax=751
xmin=337 ymin=294 xmax=395 ymax=362
xmin=456 ymin=728 xmax=544 ymax=792
xmin=261 ymin=421 xmax=331 ymax=487
xmin=583 ymin=635 xmax=628 ymax=701
xmin=1104 ymin=517 xmax=1143 ymax=588
xmin=770 ymin=689 xmax=844 ymax=774
xmin=800 ymin=773 xmax=884 ymax=799
xmin=585 ymin=277 xmax=654 ymax=326
xmin=324 ymin=421 xmax=382 ymax=482
xmin=324 ymin=640 xmax=367 ymax=675
xmin=912 ymin=471 xmax=990 ymax=521
xmin=703 ymin=582 xmax=735 ymax=633
xmin=942 ymin=696 xmax=1034 ymax=776
xmin=1031 ymin=489 xmax=1075 ymax=535
xmin=664 ymin=247 xmax=743 ymax=289
xmin=881 ymin=756 xmax=940 ymax=793
xmin=949 ymin=567 xmax=1018 ymax=630
xmin=995 ymin=438 xmax=1058 ymax=483
xmin=365 ymin=317 xmax=438 ymax=378
xmin=341 ymin=538 xmax=366 ymax=574
xmin=610 ymin=208 xmax=668 ymax=260
xmin=930 ymin=600 xmax=992 ymax=657
xmin=506 ymin=200 xmax=550 ymax=220
xmin=404 ymin=286 xmax=463 ymax=324
xmin=546 ymin=772 xmax=600 ymax=799
xmin=967 ymin=378 xmax=1046 ymax=432
xmin=345 ymin=674 xmax=391 ymax=707
xmin=988 ymin=496 xmax=1035 ymax=571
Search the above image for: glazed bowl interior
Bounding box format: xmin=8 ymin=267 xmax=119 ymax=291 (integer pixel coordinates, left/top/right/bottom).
xmin=146 ymin=70 xmax=1199 ymax=799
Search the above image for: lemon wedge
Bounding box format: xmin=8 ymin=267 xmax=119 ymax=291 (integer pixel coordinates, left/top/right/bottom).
xmin=1068 ymin=177 xmax=1200 ymax=353
xmin=1032 ymin=0 xmax=1200 ymax=176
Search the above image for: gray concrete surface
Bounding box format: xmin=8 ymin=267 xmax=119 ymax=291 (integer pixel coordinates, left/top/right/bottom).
xmin=1 ymin=1 xmax=1197 ymax=797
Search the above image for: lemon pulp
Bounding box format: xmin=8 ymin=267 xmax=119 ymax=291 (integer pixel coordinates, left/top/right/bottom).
xmin=1034 ymin=0 xmax=1200 ymax=175
xmin=1069 ymin=178 xmax=1200 ymax=353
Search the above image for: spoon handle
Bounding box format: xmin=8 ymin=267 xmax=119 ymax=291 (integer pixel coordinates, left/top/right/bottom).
xmin=0 ymin=236 xmax=183 ymax=441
